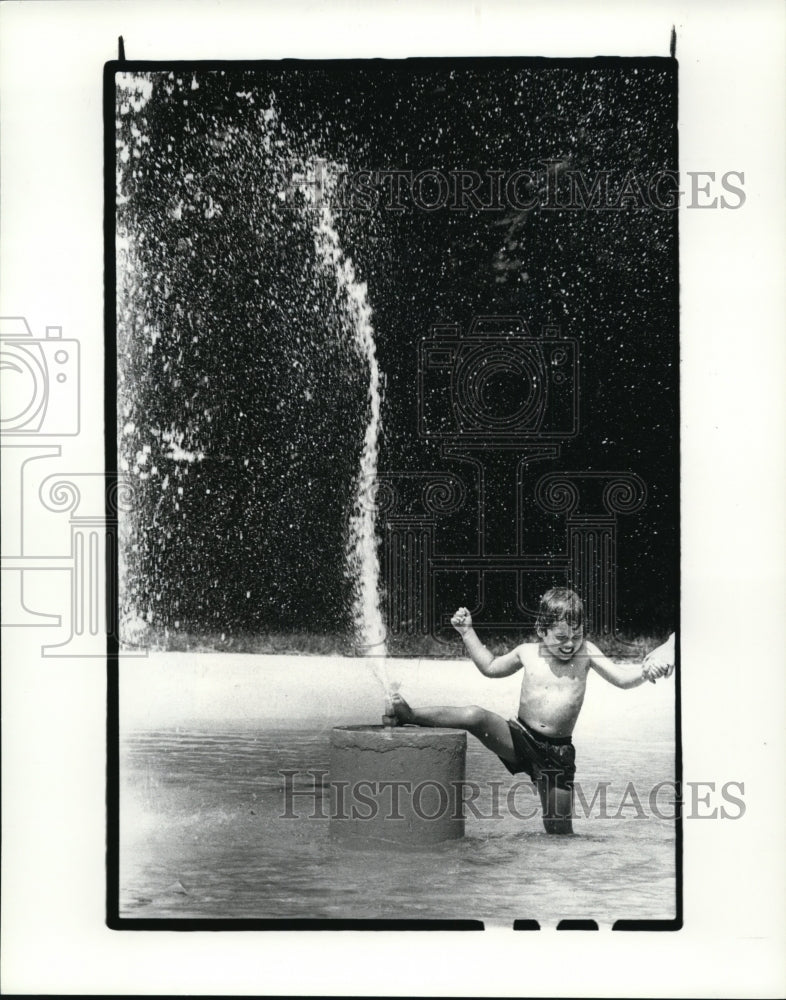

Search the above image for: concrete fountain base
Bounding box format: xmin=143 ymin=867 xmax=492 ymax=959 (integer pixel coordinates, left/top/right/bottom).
xmin=329 ymin=725 xmax=467 ymax=847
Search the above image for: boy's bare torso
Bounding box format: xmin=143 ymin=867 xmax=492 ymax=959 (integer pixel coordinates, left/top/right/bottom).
xmin=515 ymin=641 xmax=590 ymax=737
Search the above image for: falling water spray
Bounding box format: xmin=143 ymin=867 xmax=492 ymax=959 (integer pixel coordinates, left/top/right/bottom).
xmin=118 ymin=84 xmax=396 ymax=706
xmin=301 ymin=163 xmax=395 ymax=704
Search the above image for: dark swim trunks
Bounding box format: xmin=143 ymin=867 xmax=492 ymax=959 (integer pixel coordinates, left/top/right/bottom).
xmin=499 ymin=717 xmax=576 ymax=791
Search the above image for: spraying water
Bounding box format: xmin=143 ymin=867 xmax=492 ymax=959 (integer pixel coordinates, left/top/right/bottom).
xmin=117 ymin=81 xmax=396 ymax=705
xmin=302 ymin=165 xmax=394 ymax=701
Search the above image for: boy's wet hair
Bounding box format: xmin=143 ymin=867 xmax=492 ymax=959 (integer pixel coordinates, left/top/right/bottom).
xmin=536 ymin=587 xmax=584 ymax=632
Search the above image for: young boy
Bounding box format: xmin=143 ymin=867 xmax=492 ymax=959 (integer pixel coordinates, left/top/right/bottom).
xmin=390 ymin=587 xmax=674 ymax=835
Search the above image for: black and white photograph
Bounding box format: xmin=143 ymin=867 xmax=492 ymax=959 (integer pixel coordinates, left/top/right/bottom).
xmin=113 ymin=57 xmax=679 ymax=927
xmin=1 ymin=1 xmax=784 ymax=996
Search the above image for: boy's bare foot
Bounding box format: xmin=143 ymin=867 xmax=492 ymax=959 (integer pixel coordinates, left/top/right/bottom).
xmin=391 ymin=692 xmax=416 ymax=726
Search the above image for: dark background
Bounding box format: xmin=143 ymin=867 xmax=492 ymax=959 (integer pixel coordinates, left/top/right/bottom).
xmin=115 ymin=60 xmax=678 ymax=652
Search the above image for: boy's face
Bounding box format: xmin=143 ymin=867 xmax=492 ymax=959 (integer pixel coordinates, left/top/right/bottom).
xmin=538 ymin=619 xmax=584 ymax=661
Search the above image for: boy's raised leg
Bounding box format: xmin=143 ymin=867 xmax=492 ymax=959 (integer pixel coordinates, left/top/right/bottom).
xmin=392 ymin=694 xmax=574 ymax=834
xmin=391 ymin=693 xmax=518 ymax=766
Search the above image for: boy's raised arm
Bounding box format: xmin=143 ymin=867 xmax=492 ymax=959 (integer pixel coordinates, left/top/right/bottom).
xmin=451 ymin=607 xmax=523 ymax=678
xmin=586 ymin=640 xmax=649 ymax=689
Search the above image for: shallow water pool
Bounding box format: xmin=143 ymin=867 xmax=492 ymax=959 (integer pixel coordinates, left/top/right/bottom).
xmin=119 ymin=724 xmax=676 ymax=927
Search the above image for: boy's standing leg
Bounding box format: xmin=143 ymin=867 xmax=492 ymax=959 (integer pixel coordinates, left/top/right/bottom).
xmin=537 ymin=775 xmax=574 ymax=836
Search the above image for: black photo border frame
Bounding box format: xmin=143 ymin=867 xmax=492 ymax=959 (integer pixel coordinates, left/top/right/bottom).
xmin=104 ymin=53 xmax=681 ymax=933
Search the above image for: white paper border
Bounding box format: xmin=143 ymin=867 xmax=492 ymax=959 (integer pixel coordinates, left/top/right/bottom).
xmin=1 ymin=1 xmax=785 ymax=996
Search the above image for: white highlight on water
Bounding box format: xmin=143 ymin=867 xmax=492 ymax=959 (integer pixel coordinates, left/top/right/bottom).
xmin=303 ymin=165 xmax=393 ymax=699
